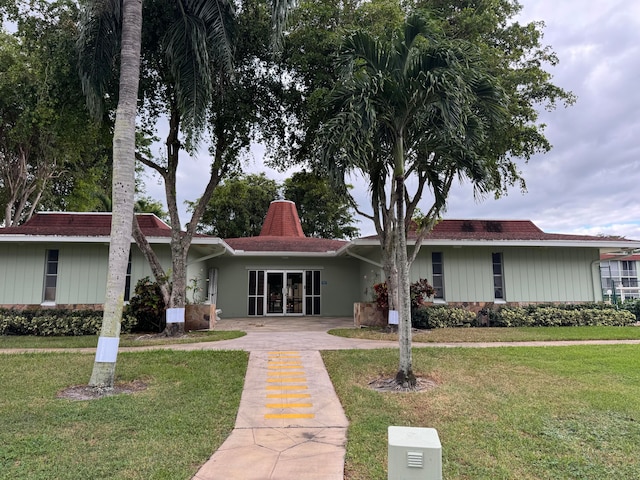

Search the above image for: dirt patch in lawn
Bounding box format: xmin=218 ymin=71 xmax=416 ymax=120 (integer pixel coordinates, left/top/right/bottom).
xmin=57 ymin=380 xmax=148 ymax=401
xmin=368 ymin=375 xmax=439 ymax=393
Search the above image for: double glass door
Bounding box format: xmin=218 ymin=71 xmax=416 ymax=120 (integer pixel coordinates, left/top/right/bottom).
xmin=248 ymin=269 xmax=321 ymax=316
xmin=267 ymin=271 xmax=303 ymax=315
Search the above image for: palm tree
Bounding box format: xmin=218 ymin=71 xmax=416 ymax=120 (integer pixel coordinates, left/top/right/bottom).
xmin=83 ymin=0 xmax=142 ymax=388
xmin=79 ymin=0 xmax=296 ymax=386
xmin=320 ymin=13 xmax=507 ymax=386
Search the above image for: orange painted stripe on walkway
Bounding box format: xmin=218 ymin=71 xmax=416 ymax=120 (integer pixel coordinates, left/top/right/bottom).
xmin=268 ymin=371 xmax=305 ymax=377
xmin=265 ymin=385 xmax=308 ymax=390
xmin=264 ymin=351 xmax=315 ymax=419
xmin=264 ymin=413 xmax=315 ymax=419
xmin=266 ymin=377 xmax=307 ymax=383
xmin=266 ymin=403 xmax=313 ymax=409
xmin=266 ymin=393 xmax=311 ymax=399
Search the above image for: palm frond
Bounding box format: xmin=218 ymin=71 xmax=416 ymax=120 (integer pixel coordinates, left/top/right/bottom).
xmin=163 ymin=0 xmax=234 ymax=137
xmin=77 ymin=0 xmax=122 ymax=119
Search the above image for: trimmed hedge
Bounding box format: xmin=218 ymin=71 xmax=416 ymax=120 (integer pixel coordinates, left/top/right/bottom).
xmin=621 ymin=300 xmax=640 ymax=321
xmin=0 ymin=308 xmax=137 ymax=336
xmin=412 ymin=303 xmax=636 ymax=329
xmin=412 ymin=306 xmax=476 ymax=329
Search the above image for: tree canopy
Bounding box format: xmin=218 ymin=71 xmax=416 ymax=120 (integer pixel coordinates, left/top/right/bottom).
xmin=193 ymin=171 xmax=359 ymax=239
xmin=0 ymin=0 xmax=112 ymax=226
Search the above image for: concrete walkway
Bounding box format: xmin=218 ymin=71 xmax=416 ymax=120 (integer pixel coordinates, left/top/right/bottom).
xmin=192 ymin=317 xmax=351 ymax=480
xmin=193 ymin=350 xmax=348 ymax=480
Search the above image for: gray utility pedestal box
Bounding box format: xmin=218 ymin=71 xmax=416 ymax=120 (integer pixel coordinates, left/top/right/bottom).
xmin=388 ymin=426 xmax=442 ymax=480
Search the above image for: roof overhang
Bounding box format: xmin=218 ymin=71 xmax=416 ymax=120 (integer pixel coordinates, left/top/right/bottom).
xmin=0 ymin=234 xmax=228 ymax=248
xmin=223 ymin=249 xmax=340 ymax=257
xmin=349 ymin=238 xmax=640 ymax=250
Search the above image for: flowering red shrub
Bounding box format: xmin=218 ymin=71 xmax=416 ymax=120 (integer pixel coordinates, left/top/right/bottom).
xmin=373 ymin=279 xmax=435 ymax=310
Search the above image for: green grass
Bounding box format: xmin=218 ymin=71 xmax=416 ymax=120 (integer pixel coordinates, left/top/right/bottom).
xmin=0 ymin=330 xmax=245 ymax=349
xmin=0 ymin=350 xmax=248 ymax=479
xmin=322 ymin=345 xmax=640 ymax=479
xmin=331 ymin=325 xmax=640 ymax=343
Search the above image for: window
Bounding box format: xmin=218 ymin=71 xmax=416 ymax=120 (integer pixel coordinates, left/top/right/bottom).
xmin=601 ymin=260 xmax=639 ymax=299
xmin=43 ymin=249 xmax=59 ymax=303
xmin=431 ymin=252 xmax=444 ymax=299
xmin=124 ymin=253 xmax=132 ymax=302
xmin=248 ymin=270 xmax=265 ymax=316
xmin=492 ymin=252 xmax=505 ymax=300
xmin=305 ymin=270 xmax=321 ymax=315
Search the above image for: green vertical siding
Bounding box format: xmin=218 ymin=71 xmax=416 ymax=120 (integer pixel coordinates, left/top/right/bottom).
xmin=0 ymin=244 xmax=45 ymax=303
xmin=504 ymin=247 xmax=598 ymax=302
xmin=0 ymin=242 xmax=173 ymax=306
xmin=411 ymin=246 xmax=600 ymax=303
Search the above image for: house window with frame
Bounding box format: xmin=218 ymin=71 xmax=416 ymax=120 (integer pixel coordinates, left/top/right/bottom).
xmin=305 ymin=270 xmax=321 ymax=315
xmin=247 ymin=270 xmax=265 ymax=316
xmin=124 ymin=253 xmax=132 ymax=302
xmin=431 ymin=252 xmax=444 ymax=299
xmin=43 ymin=249 xmax=59 ymax=303
xmin=492 ymin=252 xmax=505 ymax=300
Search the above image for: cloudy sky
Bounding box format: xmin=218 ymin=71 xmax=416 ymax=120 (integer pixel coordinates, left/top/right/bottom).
xmin=145 ymin=0 xmax=640 ymax=239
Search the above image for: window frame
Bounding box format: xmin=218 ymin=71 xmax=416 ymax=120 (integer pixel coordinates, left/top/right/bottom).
xmin=492 ymin=252 xmax=505 ymax=301
xmin=431 ymin=252 xmax=445 ymax=300
xmin=42 ymin=249 xmax=59 ymax=304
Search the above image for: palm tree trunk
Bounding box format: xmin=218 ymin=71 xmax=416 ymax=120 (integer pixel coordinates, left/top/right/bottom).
xmin=89 ymin=0 xmax=142 ymax=388
xmin=393 ymin=134 xmax=416 ymax=386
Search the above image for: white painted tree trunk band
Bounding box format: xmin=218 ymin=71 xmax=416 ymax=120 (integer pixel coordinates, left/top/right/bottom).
xmin=95 ymin=336 xmax=120 ymax=363
xmin=388 ymin=310 xmax=399 ymax=325
xmin=166 ymin=307 xmax=185 ymax=324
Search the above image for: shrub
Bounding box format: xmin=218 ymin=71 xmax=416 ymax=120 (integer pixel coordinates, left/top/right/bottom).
xmin=487 ymin=304 xmax=635 ymax=328
xmin=373 ymin=279 xmax=435 ymax=310
xmin=125 ymin=276 xmax=167 ymax=333
xmin=621 ymin=300 xmax=640 ymax=322
xmin=412 ymin=306 xmax=476 ymax=329
xmin=0 ymin=308 xmax=136 ymax=336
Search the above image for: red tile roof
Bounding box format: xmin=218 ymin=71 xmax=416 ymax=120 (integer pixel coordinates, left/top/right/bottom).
xmin=0 ymin=212 xmax=173 ymax=237
xmin=360 ymin=219 xmax=631 ymax=243
xmin=601 ymin=253 xmax=640 ymax=261
xmin=226 ymin=200 xmax=347 ymax=252
xmin=259 ymin=200 xmax=305 ymax=237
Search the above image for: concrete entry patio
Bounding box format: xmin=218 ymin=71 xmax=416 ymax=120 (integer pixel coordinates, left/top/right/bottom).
xmin=214 ymin=316 xmax=354 ymax=333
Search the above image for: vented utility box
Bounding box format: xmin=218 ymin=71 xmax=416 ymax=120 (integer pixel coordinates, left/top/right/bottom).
xmin=388 ymin=426 xmax=442 ymax=480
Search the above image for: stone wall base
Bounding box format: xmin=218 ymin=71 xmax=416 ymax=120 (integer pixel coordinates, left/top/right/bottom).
xmin=185 ymin=304 xmax=216 ymax=331
xmin=354 ymin=302 xmax=387 ymax=327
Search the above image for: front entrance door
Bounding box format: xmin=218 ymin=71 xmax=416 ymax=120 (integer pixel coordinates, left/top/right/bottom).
xmin=266 ymin=271 xmax=304 ymax=315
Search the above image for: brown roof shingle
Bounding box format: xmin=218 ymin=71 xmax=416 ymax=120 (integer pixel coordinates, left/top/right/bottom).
xmin=0 ymin=212 xmax=173 ymax=237
xmin=259 ymin=200 xmax=305 ymax=237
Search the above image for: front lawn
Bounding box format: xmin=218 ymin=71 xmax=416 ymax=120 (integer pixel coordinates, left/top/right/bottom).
xmin=323 ymin=345 xmax=640 ymax=479
xmin=0 ymin=330 xmax=245 ymax=349
xmin=0 ymin=350 xmax=247 ymax=480
xmin=331 ymin=325 xmax=640 ymax=343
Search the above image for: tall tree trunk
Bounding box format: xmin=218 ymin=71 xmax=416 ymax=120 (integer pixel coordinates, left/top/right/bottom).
xmin=89 ymin=0 xmax=142 ymax=388
xmin=393 ymin=134 xmax=415 ymax=386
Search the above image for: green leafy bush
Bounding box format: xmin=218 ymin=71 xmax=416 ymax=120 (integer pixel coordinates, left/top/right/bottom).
xmin=0 ymin=308 xmax=136 ymax=336
xmin=621 ymin=300 xmax=640 ymax=321
xmin=125 ymin=276 xmax=166 ymax=333
xmin=488 ymin=304 xmax=635 ymax=327
xmin=411 ymin=303 xmax=636 ymax=330
xmin=412 ymin=306 xmax=476 ymax=329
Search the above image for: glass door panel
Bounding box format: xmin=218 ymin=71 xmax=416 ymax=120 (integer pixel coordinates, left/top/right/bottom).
xmin=267 ymin=272 xmax=284 ymax=314
xmin=286 ymin=272 xmax=303 ymax=314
